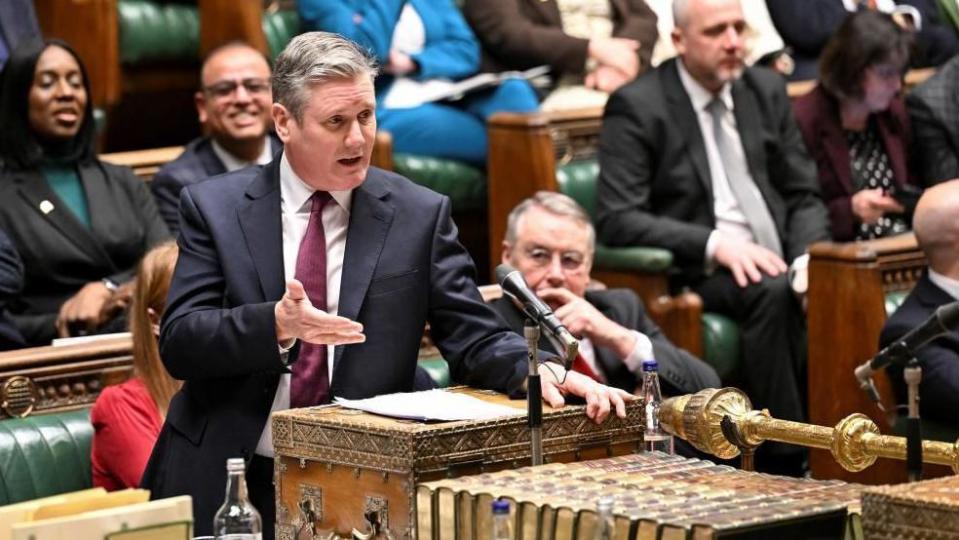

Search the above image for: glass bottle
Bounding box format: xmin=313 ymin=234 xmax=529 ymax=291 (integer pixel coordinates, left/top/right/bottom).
xmin=213 ymin=457 xmax=263 ymax=540
xmin=491 ymin=499 xmax=511 ymax=540
xmin=641 ymin=359 xmax=675 ymax=454
xmin=592 ymin=496 xmax=615 ymax=540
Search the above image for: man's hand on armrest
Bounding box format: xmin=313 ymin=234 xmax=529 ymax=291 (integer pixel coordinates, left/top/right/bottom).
xmin=709 ymin=232 xmax=787 ymax=287
xmin=538 ymin=362 xmax=635 ymax=424
xmin=274 ymin=279 xmax=366 ymax=347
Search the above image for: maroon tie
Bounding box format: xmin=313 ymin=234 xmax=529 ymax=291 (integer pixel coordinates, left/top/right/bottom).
xmin=572 ymin=353 xmax=604 ymax=383
xmin=290 ymin=192 xmax=332 ymax=408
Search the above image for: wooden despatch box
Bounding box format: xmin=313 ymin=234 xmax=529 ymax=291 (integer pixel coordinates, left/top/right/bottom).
xmin=862 ymin=475 xmax=959 ymax=539
xmin=271 ymin=387 xmax=643 ymax=539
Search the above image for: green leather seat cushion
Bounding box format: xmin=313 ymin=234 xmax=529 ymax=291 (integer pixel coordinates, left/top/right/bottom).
xmin=394 ymin=154 xmax=486 ymax=211
xmin=118 ymin=0 xmax=199 ymax=64
xmin=701 ymin=313 xmax=740 ymax=381
xmin=885 ymin=289 xmax=910 ymax=317
xmin=419 ymin=358 xmax=451 ymax=388
xmin=0 ymin=409 xmax=93 ymax=505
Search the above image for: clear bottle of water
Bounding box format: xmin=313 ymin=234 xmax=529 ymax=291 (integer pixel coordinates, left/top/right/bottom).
xmin=491 ymin=499 xmax=511 ymax=540
xmin=213 ymin=458 xmax=263 ymax=540
xmin=641 ymin=359 xmax=675 ymax=454
xmin=592 ymin=496 xmax=615 ymax=540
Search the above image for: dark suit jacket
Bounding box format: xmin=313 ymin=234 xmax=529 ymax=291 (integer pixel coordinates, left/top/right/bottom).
xmin=490 ymin=289 xmax=720 ymax=395
xmin=0 ymin=161 xmax=170 ymax=345
xmin=881 ymin=272 xmax=959 ymax=425
xmin=596 ymin=59 xmax=830 ymax=281
xmin=462 ymin=0 xmax=658 ymax=79
xmin=0 ymin=228 xmax=24 ymax=351
xmin=793 ymin=85 xmax=917 ymax=241
xmin=766 ymin=0 xmax=958 ymax=80
xmin=907 ymin=54 xmax=959 ymax=185
xmin=150 ymin=134 xmax=282 ymax=236
xmin=143 ymin=156 xmax=530 ymax=534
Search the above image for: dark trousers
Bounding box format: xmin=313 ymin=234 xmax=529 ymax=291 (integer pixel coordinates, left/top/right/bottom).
xmin=694 ymin=271 xmax=808 ymax=475
xmin=249 ymin=454 xmax=276 ymax=540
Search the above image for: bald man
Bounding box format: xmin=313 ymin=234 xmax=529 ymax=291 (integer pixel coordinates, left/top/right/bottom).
xmin=880 ymin=180 xmax=959 ymax=425
xmin=151 ymin=42 xmax=281 ymax=235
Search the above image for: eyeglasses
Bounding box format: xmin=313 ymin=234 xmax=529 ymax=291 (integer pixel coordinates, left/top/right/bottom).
xmin=203 ymin=78 xmax=270 ymax=99
xmin=522 ymin=247 xmax=588 ymax=271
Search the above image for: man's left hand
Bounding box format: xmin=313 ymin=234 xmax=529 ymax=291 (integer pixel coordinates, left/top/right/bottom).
xmin=538 ymin=287 xmax=636 ymax=359
xmin=538 ymin=362 xmax=634 ymax=423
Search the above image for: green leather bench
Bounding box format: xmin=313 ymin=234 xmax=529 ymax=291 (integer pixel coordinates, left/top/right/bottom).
xmin=117 ymin=0 xmax=199 ymax=65
xmin=0 ymin=409 xmax=93 ymax=505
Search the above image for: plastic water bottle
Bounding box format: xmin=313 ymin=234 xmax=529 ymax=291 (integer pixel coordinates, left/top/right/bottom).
xmin=592 ymin=496 xmax=615 ymax=540
xmin=213 ymin=458 xmax=263 ymax=540
xmin=491 ymin=499 xmax=511 ymax=540
xmin=641 ymin=359 xmax=675 ymax=454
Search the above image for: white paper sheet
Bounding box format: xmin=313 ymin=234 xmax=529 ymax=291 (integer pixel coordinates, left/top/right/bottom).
xmin=334 ymin=389 xmax=524 ymax=422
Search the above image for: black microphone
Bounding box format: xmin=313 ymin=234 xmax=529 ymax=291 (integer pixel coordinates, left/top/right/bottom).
xmin=854 ymin=300 xmax=959 ymax=404
xmin=496 ymin=263 xmax=579 ymax=368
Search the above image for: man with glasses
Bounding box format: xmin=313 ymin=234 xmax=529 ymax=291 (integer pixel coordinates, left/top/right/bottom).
xmin=494 ymin=191 xmax=720 ymax=396
xmin=151 ymin=42 xmax=280 ymax=235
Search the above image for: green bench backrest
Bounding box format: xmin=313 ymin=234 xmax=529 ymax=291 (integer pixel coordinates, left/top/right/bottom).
xmin=0 ymin=409 xmax=93 ymax=505
xmin=118 ymin=0 xmax=199 ymax=64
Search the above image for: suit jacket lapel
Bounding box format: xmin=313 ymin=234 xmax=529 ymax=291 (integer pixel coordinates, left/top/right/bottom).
xmin=663 ymin=61 xmax=714 ymax=203
xmin=14 ymin=167 xmax=114 ymax=269
xmin=334 ymin=172 xmax=395 ymax=369
xmin=197 ymin=139 xmax=228 ymax=178
xmin=916 ymin=273 xmax=956 ymax=310
xmin=238 ymin=159 xmax=285 ymax=302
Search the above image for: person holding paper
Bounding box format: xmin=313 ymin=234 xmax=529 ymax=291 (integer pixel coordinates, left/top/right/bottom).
xmin=142 ymin=32 xmax=631 ymax=539
xmin=297 ymin=0 xmax=540 ymax=166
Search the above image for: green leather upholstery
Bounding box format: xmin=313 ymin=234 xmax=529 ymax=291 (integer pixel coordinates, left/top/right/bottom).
xmin=885 ymin=289 xmax=910 ymax=317
xmin=419 ymin=358 xmax=451 ymax=388
xmin=394 ymin=154 xmax=486 ymax=211
xmin=557 ymin=162 xmax=674 ymax=274
xmin=117 ymin=0 xmax=200 ymax=65
xmin=0 ymin=409 xmax=93 ymax=505
xmin=701 ymin=313 xmax=741 ymax=381
xmin=263 ymin=9 xmax=301 ymax=60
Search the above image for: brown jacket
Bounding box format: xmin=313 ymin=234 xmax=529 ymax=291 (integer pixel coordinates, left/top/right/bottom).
xmin=463 ymin=0 xmax=657 ymax=78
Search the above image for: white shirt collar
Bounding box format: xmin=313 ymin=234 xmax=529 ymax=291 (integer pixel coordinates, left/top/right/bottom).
xmin=676 ymin=58 xmax=734 ymax=114
xmin=211 ymin=137 xmax=274 ymax=173
xmin=278 ymin=152 xmax=353 ymax=215
xmin=928 ymin=269 xmax=959 ymax=302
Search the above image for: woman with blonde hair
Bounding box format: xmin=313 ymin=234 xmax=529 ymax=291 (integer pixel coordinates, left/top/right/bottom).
xmin=91 ymin=241 xmax=181 ymax=490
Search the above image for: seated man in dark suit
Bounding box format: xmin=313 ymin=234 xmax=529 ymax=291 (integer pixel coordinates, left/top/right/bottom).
xmin=494 ymin=191 xmax=721 ymax=396
xmin=151 ymin=42 xmax=281 ymax=234
xmin=0 ymin=228 xmax=24 ymax=350
xmin=881 ymin=180 xmax=959 ymax=425
xmin=907 ymin=54 xmax=959 ymax=186
xmin=596 ymin=0 xmax=831 ymax=474
xmin=142 ymin=32 xmax=632 ymax=539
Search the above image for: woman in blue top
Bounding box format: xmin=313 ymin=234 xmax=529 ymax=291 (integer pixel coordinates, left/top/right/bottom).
xmin=299 ymin=0 xmax=540 ymax=165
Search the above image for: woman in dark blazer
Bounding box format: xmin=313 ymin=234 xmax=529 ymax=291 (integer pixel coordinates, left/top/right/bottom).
xmin=0 ymin=39 xmax=170 ymax=346
xmin=793 ymin=10 xmax=920 ymax=241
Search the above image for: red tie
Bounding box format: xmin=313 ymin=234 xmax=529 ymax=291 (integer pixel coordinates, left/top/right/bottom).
xmin=572 ymin=353 xmax=604 ymax=383
xmin=290 ymin=192 xmax=332 ymax=408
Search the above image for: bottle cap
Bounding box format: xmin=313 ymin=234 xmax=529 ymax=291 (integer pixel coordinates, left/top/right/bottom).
xmin=642 ymin=359 xmax=658 ymax=372
xmin=492 ymin=499 xmax=510 ymax=514
xmin=226 ymin=457 xmax=246 ymax=472
xmin=596 ymin=496 xmax=614 ymax=511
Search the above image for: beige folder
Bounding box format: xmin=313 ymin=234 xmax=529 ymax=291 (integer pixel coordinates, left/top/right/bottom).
xmin=11 ymin=495 xmax=193 ymax=540
xmin=0 ymin=489 xmax=107 ymax=540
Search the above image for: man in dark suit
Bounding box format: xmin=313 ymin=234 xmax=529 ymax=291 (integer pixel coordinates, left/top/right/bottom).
xmin=881 ymin=180 xmax=959 ymax=425
xmin=596 ymin=0 xmax=830 ymax=474
xmin=151 ymin=42 xmax=281 ymax=235
xmin=462 ymin=0 xmax=658 ymax=96
xmin=494 ymin=192 xmax=720 ymax=396
xmin=142 ymin=32 xmax=631 ymax=539
xmin=907 ymin=54 xmax=959 ymax=186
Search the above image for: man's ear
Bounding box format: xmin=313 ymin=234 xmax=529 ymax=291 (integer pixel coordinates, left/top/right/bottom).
xmin=194 ymin=91 xmax=208 ymax=124
xmin=671 ymin=27 xmax=685 ymax=56
xmin=501 ymin=241 xmax=513 ymax=266
xmin=273 ymin=102 xmax=292 ymax=143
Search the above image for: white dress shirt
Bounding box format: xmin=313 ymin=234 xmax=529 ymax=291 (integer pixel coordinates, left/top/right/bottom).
xmin=676 ymin=60 xmax=770 ymax=264
xmin=255 ymin=152 xmax=353 ymax=457
xmin=210 ymin=138 xmax=274 ymax=172
xmin=577 ymin=330 xmax=654 ymax=379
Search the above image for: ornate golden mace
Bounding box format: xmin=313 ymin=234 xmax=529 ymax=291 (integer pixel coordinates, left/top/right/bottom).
xmin=658 ymin=388 xmax=959 ymax=473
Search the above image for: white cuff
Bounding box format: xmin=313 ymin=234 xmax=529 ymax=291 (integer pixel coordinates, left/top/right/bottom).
xmin=622 ymin=331 xmax=655 ymax=373
xmin=705 ymin=229 xmax=722 ymax=273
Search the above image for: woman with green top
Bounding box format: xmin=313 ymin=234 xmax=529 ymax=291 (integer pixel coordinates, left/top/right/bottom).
xmin=0 ymin=39 xmax=170 ymax=346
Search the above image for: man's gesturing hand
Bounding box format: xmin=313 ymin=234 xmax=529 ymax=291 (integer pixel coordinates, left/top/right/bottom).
xmin=537 ymin=287 xmax=636 ymax=359
xmin=539 ymin=363 xmax=635 ymax=423
xmin=275 ymin=279 xmax=365 ymax=346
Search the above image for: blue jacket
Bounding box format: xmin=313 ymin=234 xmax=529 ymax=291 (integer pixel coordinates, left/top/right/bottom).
xmin=298 ymin=0 xmax=480 ymax=91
